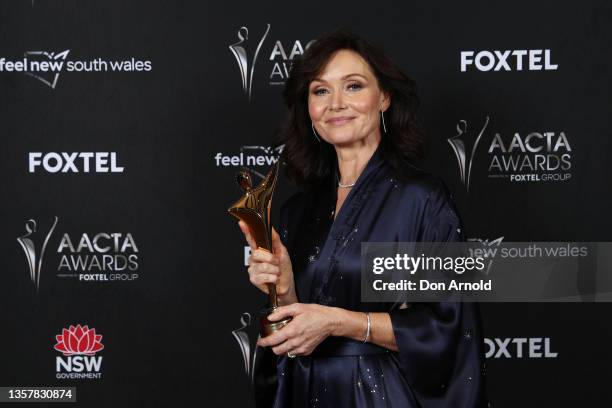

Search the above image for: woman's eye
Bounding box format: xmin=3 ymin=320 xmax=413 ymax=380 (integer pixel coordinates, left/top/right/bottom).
xmin=347 ymin=83 xmax=362 ymax=91
xmin=313 ymin=88 xmax=328 ymax=96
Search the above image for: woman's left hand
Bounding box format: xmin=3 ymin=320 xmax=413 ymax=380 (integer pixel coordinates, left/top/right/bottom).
xmin=257 ymin=303 xmax=339 ymax=356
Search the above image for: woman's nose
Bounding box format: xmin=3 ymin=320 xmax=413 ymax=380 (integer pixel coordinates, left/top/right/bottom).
xmin=330 ymin=89 xmax=346 ymax=110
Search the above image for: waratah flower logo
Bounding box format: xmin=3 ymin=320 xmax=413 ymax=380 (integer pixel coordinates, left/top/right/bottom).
xmin=54 ymin=324 xmax=104 ymax=356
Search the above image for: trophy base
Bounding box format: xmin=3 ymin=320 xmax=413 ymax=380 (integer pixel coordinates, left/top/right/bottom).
xmin=259 ymin=307 xmax=292 ymax=337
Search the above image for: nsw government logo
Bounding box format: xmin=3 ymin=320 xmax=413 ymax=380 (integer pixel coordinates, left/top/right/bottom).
xmin=17 ymin=217 xmax=140 ymax=289
xmin=0 ymin=49 xmax=152 ymax=90
xmin=448 ymin=117 xmax=573 ymax=191
xmin=54 ymin=324 xmax=104 ymax=379
xmin=229 ymin=24 xmax=314 ymax=100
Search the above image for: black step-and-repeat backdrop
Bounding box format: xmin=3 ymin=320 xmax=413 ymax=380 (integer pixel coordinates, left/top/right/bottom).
xmin=1 ymin=1 xmax=611 ymax=406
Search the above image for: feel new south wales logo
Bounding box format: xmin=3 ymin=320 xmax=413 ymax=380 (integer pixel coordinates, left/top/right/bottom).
xmin=0 ymin=50 xmax=152 ymax=89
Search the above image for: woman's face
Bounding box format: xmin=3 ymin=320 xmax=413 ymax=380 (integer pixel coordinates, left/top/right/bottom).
xmin=308 ymin=49 xmax=389 ymax=147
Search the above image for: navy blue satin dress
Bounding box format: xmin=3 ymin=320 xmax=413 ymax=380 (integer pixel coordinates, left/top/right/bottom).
xmin=256 ymin=146 xmax=486 ymax=408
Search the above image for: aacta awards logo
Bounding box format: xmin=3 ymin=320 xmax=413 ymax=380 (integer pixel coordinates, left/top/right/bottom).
xmin=448 ymin=117 xmax=573 ymax=191
xmin=447 ymin=117 xmax=490 ymax=192
xmin=16 ymin=217 xmax=59 ymax=291
xmin=229 ymin=25 xmax=270 ymax=101
xmin=55 ymin=324 xmax=104 ymax=379
xmin=17 ymin=217 xmax=140 ymax=288
xmin=0 ymin=49 xmax=152 ymax=90
xmin=57 ymin=230 xmax=139 ymax=282
xmin=229 ymin=24 xmax=314 ymax=100
xmin=232 ymin=313 xmax=259 ymax=382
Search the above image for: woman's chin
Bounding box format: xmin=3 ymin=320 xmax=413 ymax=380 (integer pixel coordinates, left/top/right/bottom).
xmin=324 ymin=133 xmax=361 ymax=147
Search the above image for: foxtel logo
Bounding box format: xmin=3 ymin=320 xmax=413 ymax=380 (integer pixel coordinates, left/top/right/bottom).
xmin=29 ymin=152 xmax=124 ymax=173
xmin=460 ymin=50 xmax=558 ymax=72
xmin=484 ymin=337 xmax=558 ymax=358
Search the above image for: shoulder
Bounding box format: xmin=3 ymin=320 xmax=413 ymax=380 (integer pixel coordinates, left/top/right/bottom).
xmin=385 ymin=160 xmax=462 ymax=227
xmin=389 ymin=161 xmax=455 ymax=204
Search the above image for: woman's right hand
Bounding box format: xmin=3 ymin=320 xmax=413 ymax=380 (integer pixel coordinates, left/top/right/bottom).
xmin=238 ymin=221 xmax=298 ymax=306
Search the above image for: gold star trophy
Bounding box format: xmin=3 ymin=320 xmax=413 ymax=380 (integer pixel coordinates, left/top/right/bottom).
xmin=228 ymin=161 xmax=291 ymax=336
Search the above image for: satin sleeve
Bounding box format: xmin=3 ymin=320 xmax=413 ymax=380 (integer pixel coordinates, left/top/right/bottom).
xmin=388 ymin=179 xmax=486 ymax=407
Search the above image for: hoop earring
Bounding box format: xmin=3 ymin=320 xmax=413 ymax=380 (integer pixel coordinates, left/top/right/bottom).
xmin=381 ymin=110 xmax=387 ymax=134
xmin=311 ymin=122 xmax=321 ymax=143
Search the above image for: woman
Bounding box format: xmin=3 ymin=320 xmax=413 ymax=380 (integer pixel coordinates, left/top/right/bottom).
xmin=238 ymin=30 xmax=486 ymax=408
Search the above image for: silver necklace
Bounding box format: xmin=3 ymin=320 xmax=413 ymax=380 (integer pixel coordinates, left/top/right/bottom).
xmin=336 ymin=174 xmax=356 ymax=188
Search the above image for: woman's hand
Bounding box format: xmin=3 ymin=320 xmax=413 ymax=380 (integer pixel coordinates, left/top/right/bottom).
xmin=238 ymin=221 xmax=298 ymax=305
xmin=257 ymin=303 xmax=340 ymax=356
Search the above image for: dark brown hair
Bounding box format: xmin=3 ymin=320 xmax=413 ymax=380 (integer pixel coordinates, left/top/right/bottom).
xmin=276 ymin=29 xmax=424 ymax=188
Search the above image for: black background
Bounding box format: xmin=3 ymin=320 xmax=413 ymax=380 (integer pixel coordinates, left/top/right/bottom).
xmin=1 ymin=1 xmax=611 ymax=406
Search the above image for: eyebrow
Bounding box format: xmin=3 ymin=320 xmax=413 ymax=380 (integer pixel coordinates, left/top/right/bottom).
xmin=311 ymin=73 xmax=368 ymax=83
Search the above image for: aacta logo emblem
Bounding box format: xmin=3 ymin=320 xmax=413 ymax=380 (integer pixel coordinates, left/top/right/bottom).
xmin=229 ymin=24 xmax=271 ymax=101
xmin=17 ymin=217 xmax=59 ymax=291
xmin=447 ymin=116 xmax=490 ymax=192
xmin=232 ymin=313 xmax=258 ymax=382
xmin=54 ymin=324 xmax=104 ymax=379
xmin=229 ymin=24 xmax=313 ymax=99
